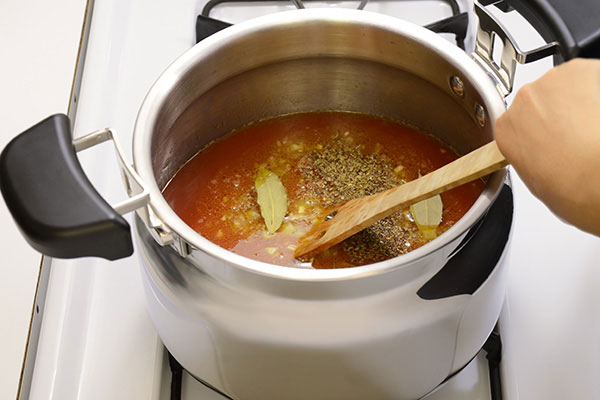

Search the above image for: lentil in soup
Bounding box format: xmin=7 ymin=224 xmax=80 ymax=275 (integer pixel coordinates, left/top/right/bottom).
xmin=163 ymin=112 xmax=483 ymax=269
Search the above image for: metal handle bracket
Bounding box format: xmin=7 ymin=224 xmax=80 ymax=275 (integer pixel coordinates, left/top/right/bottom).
xmin=473 ymin=1 xmax=559 ymax=95
xmin=73 ymin=129 xmax=187 ymax=255
xmin=73 ymin=128 xmax=150 ymax=215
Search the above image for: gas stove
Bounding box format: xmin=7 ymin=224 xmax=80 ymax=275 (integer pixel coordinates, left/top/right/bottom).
xmin=20 ymin=1 xmax=600 ymax=400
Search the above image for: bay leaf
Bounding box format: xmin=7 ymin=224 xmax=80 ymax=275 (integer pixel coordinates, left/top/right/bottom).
xmin=255 ymin=168 xmax=288 ymax=233
xmin=410 ymin=194 xmax=443 ymax=238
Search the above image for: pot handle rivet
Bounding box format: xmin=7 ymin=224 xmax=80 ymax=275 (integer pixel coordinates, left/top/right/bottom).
xmin=450 ymin=76 xmax=465 ymax=98
xmin=475 ymin=103 xmax=487 ymax=127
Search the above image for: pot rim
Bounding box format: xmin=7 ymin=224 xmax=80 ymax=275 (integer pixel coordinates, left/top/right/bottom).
xmin=132 ymin=8 xmax=507 ymax=282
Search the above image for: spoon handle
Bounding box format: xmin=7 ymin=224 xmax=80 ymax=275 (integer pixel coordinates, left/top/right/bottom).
xmin=294 ymin=140 xmax=507 ymax=259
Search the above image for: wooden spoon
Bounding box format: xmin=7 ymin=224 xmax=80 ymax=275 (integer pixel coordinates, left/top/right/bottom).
xmin=294 ymin=140 xmax=507 ymax=259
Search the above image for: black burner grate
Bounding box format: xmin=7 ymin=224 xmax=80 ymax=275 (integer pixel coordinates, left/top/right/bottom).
xmin=483 ymin=330 xmax=503 ymax=400
xmin=195 ymin=0 xmax=469 ymax=49
xmin=200 ymin=0 xmax=461 ymax=17
xmin=168 ymin=353 xmax=235 ymax=400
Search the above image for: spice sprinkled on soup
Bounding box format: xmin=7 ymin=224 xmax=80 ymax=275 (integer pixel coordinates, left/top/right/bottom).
xmin=162 ymin=112 xmax=483 ymax=269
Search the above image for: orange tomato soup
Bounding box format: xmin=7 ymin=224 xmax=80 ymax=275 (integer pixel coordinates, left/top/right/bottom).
xmin=163 ymin=112 xmax=483 ymax=269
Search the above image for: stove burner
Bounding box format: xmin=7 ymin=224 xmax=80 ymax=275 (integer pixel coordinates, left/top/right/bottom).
xmin=196 ymin=0 xmax=469 ymax=49
xmin=167 ymin=329 xmax=504 ymax=400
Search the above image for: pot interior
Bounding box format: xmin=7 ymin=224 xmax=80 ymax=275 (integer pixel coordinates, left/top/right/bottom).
xmin=133 ymin=10 xmax=507 ymax=273
xmin=148 ymin=13 xmax=498 ymax=190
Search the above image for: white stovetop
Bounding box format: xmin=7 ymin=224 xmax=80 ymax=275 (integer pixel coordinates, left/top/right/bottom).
xmin=0 ymin=1 xmax=87 ymax=399
xmin=491 ymin=10 xmax=600 ymax=400
xmin=2 ymin=1 xmax=600 ymax=400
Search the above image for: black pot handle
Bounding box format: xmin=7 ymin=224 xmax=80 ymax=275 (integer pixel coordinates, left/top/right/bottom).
xmin=0 ymin=114 xmax=148 ymax=260
xmin=417 ymin=184 xmax=513 ymax=300
xmin=481 ymin=0 xmax=600 ymax=61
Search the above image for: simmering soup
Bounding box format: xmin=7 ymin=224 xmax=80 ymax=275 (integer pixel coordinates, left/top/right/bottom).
xmin=163 ymin=112 xmax=483 ymax=269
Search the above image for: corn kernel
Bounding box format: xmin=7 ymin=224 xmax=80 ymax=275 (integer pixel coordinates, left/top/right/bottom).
xmin=266 ymin=247 xmax=278 ymax=255
xmin=281 ymin=222 xmax=295 ymax=235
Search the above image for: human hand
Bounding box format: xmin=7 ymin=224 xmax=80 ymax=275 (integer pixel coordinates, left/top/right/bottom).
xmin=495 ymin=58 xmax=600 ymax=235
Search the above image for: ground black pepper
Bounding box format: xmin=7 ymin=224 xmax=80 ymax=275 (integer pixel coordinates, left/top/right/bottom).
xmin=297 ymin=136 xmax=422 ymax=265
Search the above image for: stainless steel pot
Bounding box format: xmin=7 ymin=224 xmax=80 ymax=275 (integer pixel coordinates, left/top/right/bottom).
xmin=131 ymin=10 xmax=511 ymax=399
xmin=2 ymin=2 xmax=598 ymax=399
